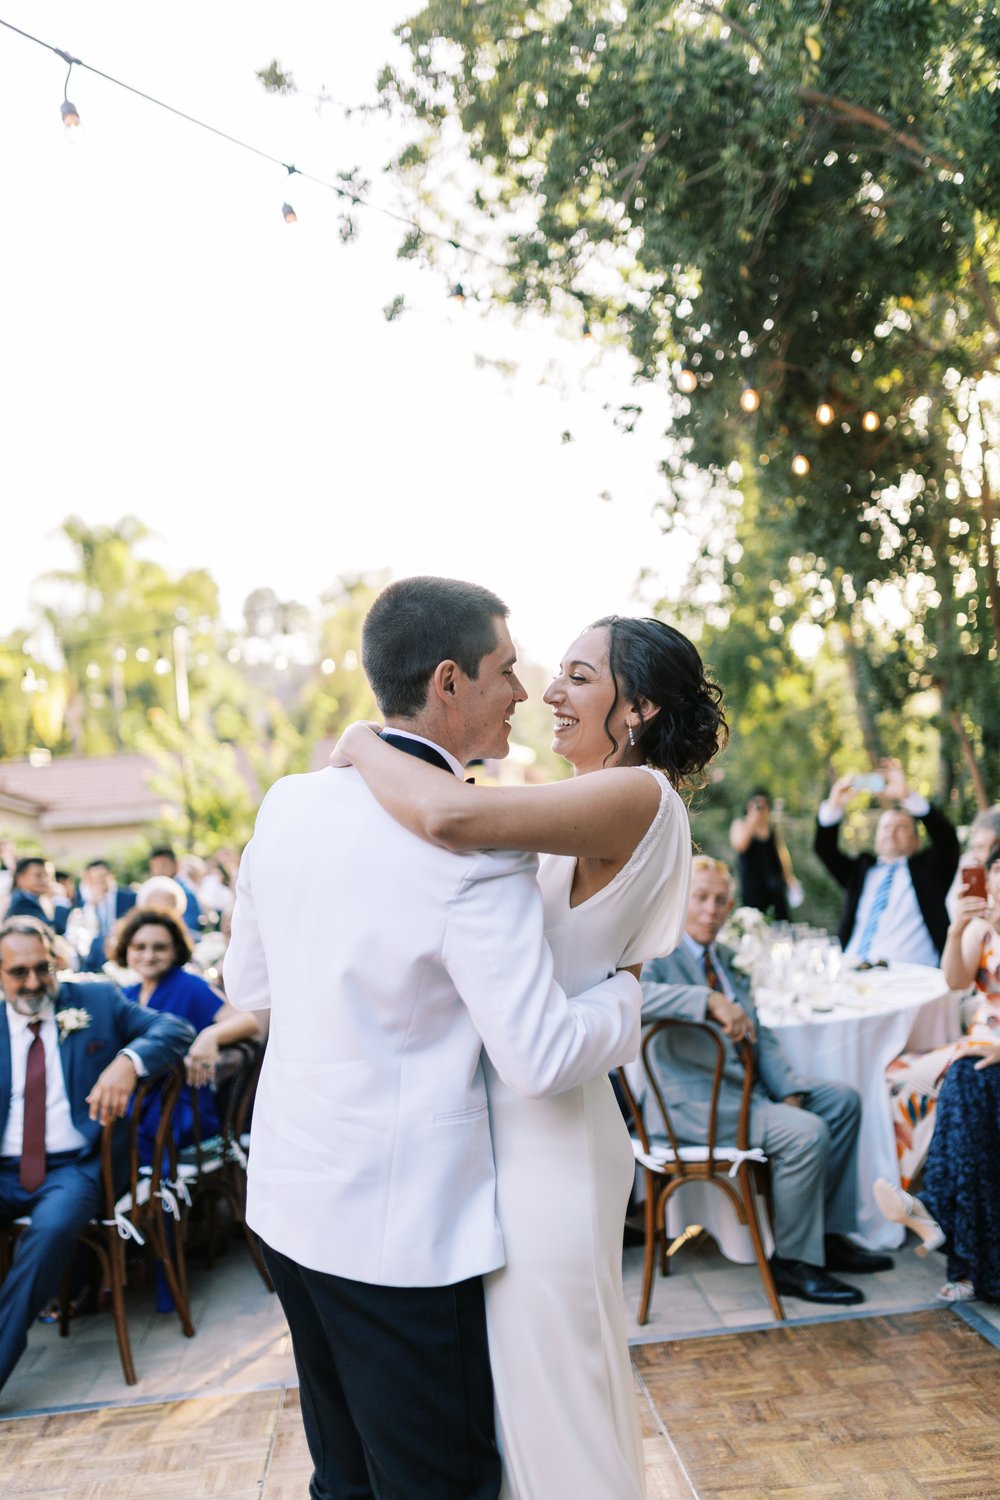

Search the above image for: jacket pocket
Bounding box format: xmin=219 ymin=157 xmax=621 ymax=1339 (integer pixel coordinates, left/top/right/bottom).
xmin=432 ymin=1103 xmax=489 ymax=1126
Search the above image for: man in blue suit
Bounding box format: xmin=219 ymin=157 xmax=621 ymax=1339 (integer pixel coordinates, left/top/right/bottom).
xmin=640 ymin=857 xmax=893 ymax=1306
xmin=5 ymin=858 xmax=59 ymax=931
xmin=75 ymin=861 xmax=137 ymax=972
xmin=0 ymin=916 xmax=194 ymax=1394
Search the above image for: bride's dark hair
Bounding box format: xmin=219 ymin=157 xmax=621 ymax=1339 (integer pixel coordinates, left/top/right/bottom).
xmin=588 ymin=615 xmax=727 ymax=787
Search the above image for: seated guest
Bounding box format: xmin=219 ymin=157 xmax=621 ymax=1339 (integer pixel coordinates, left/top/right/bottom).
xmin=107 ymin=910 xmax=260 ymax=1155
xmin=148 ymin=848 xmax=202 ymax=934
xmin=133 ymin=876 xmax=189 ymax=923
xmin=640 ymin=856 xmax=892 ymax=1305
xmin=0 ymin=916 xmax=193 ymax=1393
xmin=75 ymin=861 xmax=137 ymax=973
xmin=886 ymin=842 xmax=1000 ymax=1187
xmin=875 ymin=1030 xmax=1000 ymax=1302
xmin=814 ymin=758 xmax=958 ymax=966
xmin=946 ymin=805 xmax=1000 ymax=922
xmin=5 ymin=858 xmax=57 ymax=930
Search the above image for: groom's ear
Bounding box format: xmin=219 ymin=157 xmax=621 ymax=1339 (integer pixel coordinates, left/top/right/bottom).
xmin=431 ymin=660 xmax=461 ymax=703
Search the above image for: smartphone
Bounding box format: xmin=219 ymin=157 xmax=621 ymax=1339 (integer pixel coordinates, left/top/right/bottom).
xmin=853 ymin=773 xmax=886 ymax=794
xmin=962 ymin=865 xmax=987 ymax=900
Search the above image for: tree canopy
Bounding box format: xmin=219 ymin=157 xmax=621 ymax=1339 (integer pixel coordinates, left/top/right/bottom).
xmin=374 ymin=0 xmax=1000 ymax=810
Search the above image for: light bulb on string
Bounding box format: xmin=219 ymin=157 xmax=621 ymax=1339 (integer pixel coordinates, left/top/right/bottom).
xmin=281 ymin=202 xmax=297 ymax=223
xmin=739 ymin=386 xmax=760 ymax=413
xmin=677 ymin=368 xmax=698 ymax=394
xmin=791 ymin=453 xmax=811 ymax=477
xmin=582 ymin=319 xmax=593 ymax=340
xmin=56 ymin=50 xmax=82 ymax=132
xmin=816 ymin=402 xmax=835 ymax=426
xmin=862 ymin=410 xmax=880 ymax=432
xmin=450 ymin=282 xmax=465 ymax=302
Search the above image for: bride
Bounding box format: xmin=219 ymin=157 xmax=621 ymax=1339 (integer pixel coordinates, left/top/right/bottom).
xmin=336 ymin=613 xmax=725 ymax=1499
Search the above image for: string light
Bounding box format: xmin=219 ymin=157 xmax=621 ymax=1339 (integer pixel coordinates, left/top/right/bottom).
xmin=281 ymin=202 xmax=297 ymax=223
xmin=0 ymin=17 xmax=512 ymax=276
xmin=60 ymin=98 xmax=80 ymax=127
xmin=739 ymin=386 xmax=760 ymax=413
xmin=791 ymin=453 xmax=811 ymax=477
xmin=582 ymin=319 xmax=593 ymax=340
xmin=862 ymin=410 xmax=881 ymax=432
xmin=450 ymin=282 xmax=465 ymax=302
xmin=677 ymin=369 xmax=698 ymax=394
xmin=816 ymin=402 xmax=835 ymax=426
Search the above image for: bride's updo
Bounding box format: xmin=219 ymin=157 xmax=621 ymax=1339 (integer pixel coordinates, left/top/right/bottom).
xmin=589 ymin=615 xmax=727 ymax=787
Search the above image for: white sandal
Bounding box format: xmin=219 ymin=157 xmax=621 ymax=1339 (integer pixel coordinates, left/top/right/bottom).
xmin=936 ymin=1279 xmax=976 ymax=1303
xmin=873 ymin=1178 xmax=946 ymax=1256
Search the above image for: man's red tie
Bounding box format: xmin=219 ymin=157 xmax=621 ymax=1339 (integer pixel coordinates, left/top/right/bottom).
xmin=702 ymin=948 xmax=723 ymax=992
xmin=20 ymin=1020 xmax=47 ymax=1193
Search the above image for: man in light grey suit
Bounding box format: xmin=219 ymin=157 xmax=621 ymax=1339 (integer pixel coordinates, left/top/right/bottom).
xmin=639 ymin=856 xmax=894 ymax=1305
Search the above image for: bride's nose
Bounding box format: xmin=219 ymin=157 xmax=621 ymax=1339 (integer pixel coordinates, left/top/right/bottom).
xmin=542 ymin=678 xmax=562 ymax=706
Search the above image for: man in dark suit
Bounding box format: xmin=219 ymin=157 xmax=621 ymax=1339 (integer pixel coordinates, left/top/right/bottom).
xmin=814 ymin=758 xmax=959 ymax=966
xmin=75 ymin=861 xmax=137 ymax=972
xmin=0 ymin=916 xmax=194 ymax=1394
xmin=5 ymin=858 xmax=57 ymax=929
xmin=640 ymin=857 xmax=893 ymax=1306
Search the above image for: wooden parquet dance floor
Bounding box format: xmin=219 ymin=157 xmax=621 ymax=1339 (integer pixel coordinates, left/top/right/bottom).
xmin=1 ymin=1311 xmax=998 ymax=1498
xmin=635 ymin=1310 xmax=1000 ymax=1499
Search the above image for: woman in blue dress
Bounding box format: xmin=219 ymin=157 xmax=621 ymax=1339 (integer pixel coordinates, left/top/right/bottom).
xmin=109 ymin=908 xmax=260 ymax=1154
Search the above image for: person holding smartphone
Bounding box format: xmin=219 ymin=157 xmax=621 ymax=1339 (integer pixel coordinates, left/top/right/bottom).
xmin=945 ymin=805 xmax=1000 ymax=922
xmin=882 ymin=841 xmax=1000 ymax=1207
xmin=814 ymin=758 xmax=959 ymax=967
xmin=876 ymin=841 xmax=1000 ymax=1303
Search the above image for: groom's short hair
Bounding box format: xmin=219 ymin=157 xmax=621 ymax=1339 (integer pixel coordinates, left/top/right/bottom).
xmin=363 ymin=576 xmax=508 ymax=718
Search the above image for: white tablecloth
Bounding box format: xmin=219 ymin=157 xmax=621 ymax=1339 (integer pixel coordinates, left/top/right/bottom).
xmin=659 ymin=963 xmax=959 ymax=1258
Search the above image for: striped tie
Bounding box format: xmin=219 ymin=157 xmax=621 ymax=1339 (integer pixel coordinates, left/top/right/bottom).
xmin=702 ymin=947 xmax=723 ymax=991
xmin=855 ymin=863 xmax=897 ymax=960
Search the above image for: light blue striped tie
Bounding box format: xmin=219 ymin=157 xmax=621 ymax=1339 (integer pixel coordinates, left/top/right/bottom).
xmin=855 ymin=863 xmax=897 ymax=960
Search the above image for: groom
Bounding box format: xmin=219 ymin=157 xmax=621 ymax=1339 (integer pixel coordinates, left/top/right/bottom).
xmin=225 ymin=577 xmax=642 ymax=1500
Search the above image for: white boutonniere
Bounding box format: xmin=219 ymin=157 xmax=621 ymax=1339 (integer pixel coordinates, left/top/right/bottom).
xmin=56 ymin=1007 xmax=92 ymax=1042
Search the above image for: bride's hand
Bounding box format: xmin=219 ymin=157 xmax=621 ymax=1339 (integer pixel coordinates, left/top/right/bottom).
xmin=330 ymin=721 xmax=383 ymax=769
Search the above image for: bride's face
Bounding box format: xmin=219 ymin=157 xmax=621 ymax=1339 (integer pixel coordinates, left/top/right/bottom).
xmin=543 ymin=626 xmax=634 ymax=773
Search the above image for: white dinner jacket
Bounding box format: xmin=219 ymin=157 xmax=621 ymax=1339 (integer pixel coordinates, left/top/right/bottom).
xmin=225 ymin=764 xmax=640 ymax=1287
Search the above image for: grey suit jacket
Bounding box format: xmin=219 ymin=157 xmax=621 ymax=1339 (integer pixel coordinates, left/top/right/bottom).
xmin=639 ymin=942 xmax=809 ymax=1148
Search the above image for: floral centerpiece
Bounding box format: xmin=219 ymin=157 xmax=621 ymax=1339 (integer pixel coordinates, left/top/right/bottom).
xmin=720 ymin=906 xmax=771 ymax=974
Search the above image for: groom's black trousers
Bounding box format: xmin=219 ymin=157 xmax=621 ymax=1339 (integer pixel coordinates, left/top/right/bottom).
xmin=262 ymin=1241 xmax=500 ymax=1500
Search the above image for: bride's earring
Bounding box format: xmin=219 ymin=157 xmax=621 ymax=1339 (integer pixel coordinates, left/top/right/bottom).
xmin=627 ymin=723 xmax=636 ymax=748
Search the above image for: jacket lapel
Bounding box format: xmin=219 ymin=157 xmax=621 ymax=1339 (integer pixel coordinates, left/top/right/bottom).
xmin=54 ymin=989 xmax=80 ymax=1107
xmin=0 ymin=1006 xmax=11 ymax=1145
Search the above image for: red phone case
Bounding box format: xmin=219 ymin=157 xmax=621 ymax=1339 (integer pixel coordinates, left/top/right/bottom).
xmin=962 ymin=865 xmax=987 ymax=900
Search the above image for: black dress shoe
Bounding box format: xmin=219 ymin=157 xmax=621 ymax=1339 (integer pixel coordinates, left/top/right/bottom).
xmin=770 ymin=1256 xmax=864 ymax=1305
xmin=824 ymin=1234 xmax=894 ymax=1275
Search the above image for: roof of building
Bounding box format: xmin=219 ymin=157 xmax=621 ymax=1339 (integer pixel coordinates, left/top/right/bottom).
xmin=0 ymin=754 xmax=163 ymax=828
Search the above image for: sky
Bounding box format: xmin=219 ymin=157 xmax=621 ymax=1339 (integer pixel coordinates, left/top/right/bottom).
xmin=0 ymin=2 xmax=693 ymax=673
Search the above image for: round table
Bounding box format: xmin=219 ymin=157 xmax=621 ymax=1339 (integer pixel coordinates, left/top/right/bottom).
xmin=755 ymin=962 xmax=959 ymax=1249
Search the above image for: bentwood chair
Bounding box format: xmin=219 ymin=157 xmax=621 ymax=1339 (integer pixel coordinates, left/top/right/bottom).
xmin=172 ymin=1042 xmax=274 ymax=1294
xmin=0 ymin=1065 xmax=195 ymax=1386
xmin=618 ymin=1018 xmax=785 ymax=1324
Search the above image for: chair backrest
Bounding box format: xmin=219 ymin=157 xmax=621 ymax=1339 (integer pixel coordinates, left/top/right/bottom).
xmin=188 ymin=1041 xmax=261 ymax=1170
xmin=619 ymin=1019 xmax=756 ymax=1175
xmin=99 ymin=1063 xmax=184 ymax=1216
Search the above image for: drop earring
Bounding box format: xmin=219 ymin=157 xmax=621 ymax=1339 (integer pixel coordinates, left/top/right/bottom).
xmin=627 ymin=723 xmax=636 ymax=748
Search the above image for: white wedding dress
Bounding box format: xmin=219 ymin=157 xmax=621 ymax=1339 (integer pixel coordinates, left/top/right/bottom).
xmin=484 ymin=767 xmax=691 ymax=1500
